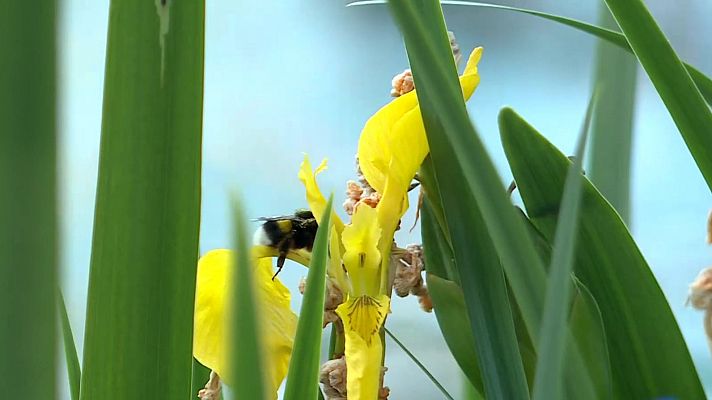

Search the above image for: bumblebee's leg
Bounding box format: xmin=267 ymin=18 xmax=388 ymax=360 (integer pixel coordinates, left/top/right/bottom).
xmin=272 ymin=237 xmax=292 ymax=280
xmin=272 ymin=254 xmax=286 ymax=281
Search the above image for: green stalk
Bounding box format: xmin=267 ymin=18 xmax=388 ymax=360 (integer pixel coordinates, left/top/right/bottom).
xmin=588 ymin=7 xmax=636 ymax=224
xmin=80 ymin=0 xmax=205 ymax=398
xmin=0 ymin=0 xmax=57 ymax=398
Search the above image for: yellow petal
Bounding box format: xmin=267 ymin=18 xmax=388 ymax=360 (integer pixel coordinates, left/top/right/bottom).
xmin=335 ymin=294 xmax=391 ymax=400
xmin=193 ymin=249 xmax=297 ymax=397
xmin=357 ymin=47 xmax=483 ymax=196
xmin=341 ymin=205 xmax=382 ymax=297
xmin=298 ymin=155 xmax=345 ymax=233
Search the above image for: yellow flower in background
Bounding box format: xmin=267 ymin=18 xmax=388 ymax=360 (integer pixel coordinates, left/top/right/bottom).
xmin=193 ymin=249 xmax=297 ymax=398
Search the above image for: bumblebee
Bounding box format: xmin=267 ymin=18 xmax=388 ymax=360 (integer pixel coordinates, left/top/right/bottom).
xmin=253 ymin=209 xmax=318 ymax=279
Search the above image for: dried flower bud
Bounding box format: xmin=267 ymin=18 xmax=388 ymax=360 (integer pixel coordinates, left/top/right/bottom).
xmin=320 ymin=356 xmax=347 ymax=400
xmin=198 ymin=371 xmax=221 ymax=400
xmin=707 ymin=209 xmax=712 ymax=244
xmin=390 ymin=69 xmax=414 ymax=97
xmin=689 ymin=267 xmax=712 ymax=310
xmin=448 ymin=31 xmax=462 ymax=65
xmin=300 ymin=277 xmax=344 ymax=327
xmin=392 ymin=244 xmax=432 ymax=312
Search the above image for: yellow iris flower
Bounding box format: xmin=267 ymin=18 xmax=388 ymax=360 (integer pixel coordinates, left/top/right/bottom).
xmin=193 ymin=249 xmax=297 ymax=398
xmin=193 ymin=47 xmax=482 ymax=400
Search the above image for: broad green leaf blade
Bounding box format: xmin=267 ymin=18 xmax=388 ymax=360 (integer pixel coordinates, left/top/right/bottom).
xmin=532 ymin=96 xmax=593 ymax=400
xmin=384 ymin=328 xmax=455 ymax=400
xmin=0 ymin=1 xmax=57 ymax=398
xmin=80 ymin=1 xmax=205 ymax=398
xmin=588 ymin=6 xmax=636 ymax=225
xmin=500 ymin=108 xmax=704 ymax=399
xmin=601 ymin=0 xmax=712 ymax=191
xmin=59 ymin=292 xmax=81 ymax=400
xmin=231 ymin=199 xmax=268 ymax=400
xmin=284 ymin=196 xmax=333 ymax=400
xmin=191 ymin=358 xmax=211 ymax=400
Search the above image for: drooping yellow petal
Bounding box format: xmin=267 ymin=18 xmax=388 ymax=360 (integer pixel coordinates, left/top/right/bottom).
xmin=357 ymin=47 xmax=483 ymax=196
xmin=328 ymin=225 xmax=350 ymax=293
xmin=298 ymin=155 xmax=345 ymax=233
xmin=341 ymin=205 xmax=382 ymax=297
xmin=193 ymin=249 xmax=297 ymax=397
xmin=335 ymin=294 xmax=391 ymax=400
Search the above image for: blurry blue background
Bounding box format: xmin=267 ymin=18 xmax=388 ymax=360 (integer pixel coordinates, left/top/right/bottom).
xmin=58 ymin=0 xmax=712 ymax=398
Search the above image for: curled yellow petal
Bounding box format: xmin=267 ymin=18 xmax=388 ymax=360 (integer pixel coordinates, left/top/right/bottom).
xmin=341 ymin=205 xmax=382 ymax=297
xmin=298 ymin=155 xmax=344 ymax=233
xmin=193 ymin=249 xmax=296 ymax=397
xmin=357 ymin=47 xmax=483 ymax=199
xmin=335 ymin=294 xmax=390 ymax=400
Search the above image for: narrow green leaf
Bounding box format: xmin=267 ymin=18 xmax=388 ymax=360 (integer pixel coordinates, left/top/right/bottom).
xmin=349 ymin=1 xmax=712 ymax=106
xmin=284 ymin=196 xmax=333 ymax=400
xmin=231 ymin=198 xmax=267 ymax=400
xmin=59 ymin=292 xmax=81 ymax=400
xmin=80 ymin=0 xmax=204 ymax=398
xmin=500 ymin=108 xmax=705 ymax=399
xmin=191 ymin=358 xmax=211 ymax=400
xmin=569 ymin=279 xmax=612 ymax=400
xmin=601 ymin=0 xmax=712 ymax=191
xmin=388 ymin=3 xmax=552 ymax=393
xmin=0 ymin=0 xmax=57 ymax=398
xmin=531 ymin=95 xmax=594 ymax=400
xmin=384 ymin=328 xmax=455 ymax=400
xmin=588 ymin=6 xmax=636 ymax=224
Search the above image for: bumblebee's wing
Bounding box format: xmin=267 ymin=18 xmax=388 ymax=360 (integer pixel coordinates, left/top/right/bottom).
xmin=253 ymin=215 xmax=296 ymax=223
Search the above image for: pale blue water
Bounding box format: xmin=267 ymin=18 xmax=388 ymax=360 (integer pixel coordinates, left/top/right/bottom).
xmin=58 ymin=0 xmax=712 ymax=398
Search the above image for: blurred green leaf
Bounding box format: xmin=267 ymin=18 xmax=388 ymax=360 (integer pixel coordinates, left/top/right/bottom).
xmin=500 ymin=108 xmax=704 ymax=399
xmin=532 ymin=95 xmax=593 ymax=400
xmin=601 ymin=0 xmax=712 ymax=191
xmin=231 ymin=199 xmax=267 ymax=400
xmin=191 ymin=358 xmax=212 ymax=400
xmin=588 ymin=6 xmax=636 ymax=225
xmin=284 ymin=196 xmax=333 ymax=400
xmin=59 ymin=292 xmax=81 ymax=400
xmin=0 ymin=1 xmax=57 ymax=398
xmin=80 ymin=0 xmax=204 ymax=398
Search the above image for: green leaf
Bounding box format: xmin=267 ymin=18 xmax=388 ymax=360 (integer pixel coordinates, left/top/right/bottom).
xmin=59 ymin=292 xmax=81 ymax=400
xmin=601 ymin=0 xmax=712 ymax=191
xmin=532 ymin=94 xmax=593 ymax=400
xmin=230 ymin=198 xmax=267 ymax=400
xmin=0 ymin=1 xmax=57 ymax=398
xmin=284 ymin=196 xmax=333 ymax=400
xmin=388 ymin=3 xmax=555 ymax=398
xmin=79 ymin=0 xmax=204 ymax=398
xmin=588 ymin=6 xmax=636 ymax=225
xmin=500 ymin=108 xmax=705 ymax=399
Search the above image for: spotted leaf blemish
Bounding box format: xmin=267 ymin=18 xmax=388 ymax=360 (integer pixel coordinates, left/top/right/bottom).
xmin=154 ymin=0 xmax=170 ymax=85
